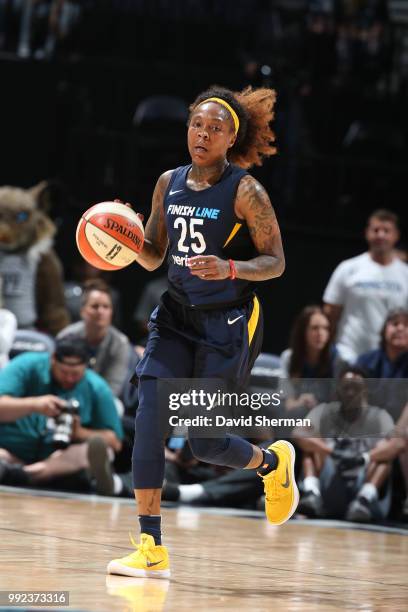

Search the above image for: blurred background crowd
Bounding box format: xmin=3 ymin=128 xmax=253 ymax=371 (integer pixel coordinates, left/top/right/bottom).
xmin=0 ymin=0 xmax=407 ymax=527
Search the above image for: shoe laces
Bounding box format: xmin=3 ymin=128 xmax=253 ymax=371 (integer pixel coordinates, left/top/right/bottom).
xmin=128 ymin=533 xmax=155 ymax=560
xmin=263 ymin=472 xmax=280 ymax=502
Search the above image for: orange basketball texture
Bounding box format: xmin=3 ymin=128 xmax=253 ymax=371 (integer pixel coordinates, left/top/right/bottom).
xmin=76 ymin=202 xmax=144 ymax=270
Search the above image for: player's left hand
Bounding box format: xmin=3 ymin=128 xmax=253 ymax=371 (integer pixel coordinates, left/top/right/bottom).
xmin=114 ymin=198 xmax=144 ymax=222
xmin=188 ymin=255 xmax=230 ymax=280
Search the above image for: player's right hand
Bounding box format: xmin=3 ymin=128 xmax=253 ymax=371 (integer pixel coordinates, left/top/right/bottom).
xmin=32 ymin=395 xmax=65 ymax=417
xmin=114 ymin=198 xmax=144 ymax=222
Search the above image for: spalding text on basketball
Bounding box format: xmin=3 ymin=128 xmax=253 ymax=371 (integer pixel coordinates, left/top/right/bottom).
xmin=104 ymin=218 xmax=143 ymax=248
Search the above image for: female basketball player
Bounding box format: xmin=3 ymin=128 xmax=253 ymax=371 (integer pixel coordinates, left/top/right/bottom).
xmin=107 ymin=86 xmax=299 ymax=578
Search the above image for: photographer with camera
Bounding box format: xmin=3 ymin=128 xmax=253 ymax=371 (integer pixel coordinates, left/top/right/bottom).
xmin=0 ymin=336 xmax=123 ymax=493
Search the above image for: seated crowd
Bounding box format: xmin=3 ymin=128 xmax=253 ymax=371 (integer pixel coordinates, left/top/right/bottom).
xmin=0 ymin=206 xmax=407 ymax=527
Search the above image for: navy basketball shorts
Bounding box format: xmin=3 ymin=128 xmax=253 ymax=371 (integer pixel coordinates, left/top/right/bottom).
xmin=132 ymin=291 xmax=264 ymax=489
xmin=136 ymin=291 xmax=263 ymax=382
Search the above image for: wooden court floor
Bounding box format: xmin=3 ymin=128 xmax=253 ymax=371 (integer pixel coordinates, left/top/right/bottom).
xmin=0 ymin=488 xmax=407 ymax=612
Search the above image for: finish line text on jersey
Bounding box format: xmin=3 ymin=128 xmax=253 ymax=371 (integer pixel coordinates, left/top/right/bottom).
xmin=167 ymin=205 xmax=220 ymax=219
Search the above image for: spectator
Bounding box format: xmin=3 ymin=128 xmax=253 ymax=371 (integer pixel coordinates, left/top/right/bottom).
xmin=15 ymin=0 xmax=82 ymax=60
xmin=0 ymin=336 xmax=123 ymax=494
xmin=323 ymin=209 xmax=408 ymax=362
xmin=395 ymin=242 xmax=408 ymax=263
xmin=280 ymin=305 xmax=341 ymax=413
xmin=162 ymin=463 xmax=264 ymax=508
xmin=162 ymin=440 xmax=266 ymax=508
xmin=355 ymin=307 xmax=408 ymax=424
xmin=281 ymin=305 xmax=340 ymax=378
xmin=133 ymin=275 xmax=168 ymax=342
xmin=161 ymin=440 xmax=219 ymax=503
xmin=0 ymin=308 xmax=17 ymax=369
xmin=0 ymin=275 xmax=17 ymax=369
xmin=356 ymin=308 xmax=408 ymax=378
xmin=57 ymin=279 xmax=131 ymax=400
xmin=334 ymin=0 xmax=389 ymax=82
xmin=366 ymin=402 xmax=408 ymax=520
xmin=294 ymin=366 xmax=394 ymax=522
xmin=64 ymin=255 xmax=122 ymax=327
xmin=45 ymin=0 xmax=82 ymax=59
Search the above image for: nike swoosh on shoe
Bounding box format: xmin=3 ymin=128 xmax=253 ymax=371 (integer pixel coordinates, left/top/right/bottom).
xmin=146 ymin=560 xmax=164 ymax=567
xmin=282 ymin=467 xmax=290 ymax=488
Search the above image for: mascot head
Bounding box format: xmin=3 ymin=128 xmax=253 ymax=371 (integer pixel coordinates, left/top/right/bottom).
xmin=0 ymin=182 xmax=56 ymax=252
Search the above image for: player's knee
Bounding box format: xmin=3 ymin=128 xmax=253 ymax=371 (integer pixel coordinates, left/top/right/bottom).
xmin=132 ymin=432 xmax=165 ymax=462
xmin=188 ymin=437 xmax=230 ymax=463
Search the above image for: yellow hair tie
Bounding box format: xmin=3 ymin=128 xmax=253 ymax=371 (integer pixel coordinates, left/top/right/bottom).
xmin=199 ymin=97 xmax=240 ymax=135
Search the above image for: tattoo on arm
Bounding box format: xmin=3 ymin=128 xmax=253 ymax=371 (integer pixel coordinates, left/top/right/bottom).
xmin=233 ymin=177 xmax=285 ymax=280
xmin=144 ymin=207 xmax=163 ymax=254
xmin=241 ymin=177 xmax=280 ymax=253
xmin=138 ymin=172 xmax=170 ymax=269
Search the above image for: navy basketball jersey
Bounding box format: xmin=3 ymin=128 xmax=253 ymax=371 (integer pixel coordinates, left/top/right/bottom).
xmin=164 ymin=163 xmax=257 ymax=307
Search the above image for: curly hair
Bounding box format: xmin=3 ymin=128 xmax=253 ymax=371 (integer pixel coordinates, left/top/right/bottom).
xmin=189 ymin=85 xmax=276 ymax=169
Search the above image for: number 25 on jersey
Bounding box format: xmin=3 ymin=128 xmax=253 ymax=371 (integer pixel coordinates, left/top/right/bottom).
xmin=174 ymin=217 xmax=206 ymax=254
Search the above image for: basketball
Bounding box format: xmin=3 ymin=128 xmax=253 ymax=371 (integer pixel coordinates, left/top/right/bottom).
xmin=76 ymin=201 xmax=144 ymax=270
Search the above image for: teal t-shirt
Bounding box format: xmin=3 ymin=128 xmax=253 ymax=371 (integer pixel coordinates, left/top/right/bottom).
xmin=0 ymin=352 xmax=123 ymax=464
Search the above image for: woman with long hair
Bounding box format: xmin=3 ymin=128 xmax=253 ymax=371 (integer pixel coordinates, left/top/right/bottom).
xmin=281 ymin=305 xmax=339 ymax=412
xmin=107 ymin=85 xmax=299 ymax=578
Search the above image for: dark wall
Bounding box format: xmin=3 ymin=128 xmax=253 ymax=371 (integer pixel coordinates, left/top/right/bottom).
xmin=0 ymin=58 xmax=58 ymax=186
xmin=259 ymin=227 xmax=365 ymax=353
xmin=0 ymin=55 xmax=395 ymax=353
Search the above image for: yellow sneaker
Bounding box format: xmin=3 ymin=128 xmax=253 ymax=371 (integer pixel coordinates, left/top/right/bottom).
xmin=107 ymin=534 xmax=170 ymax=579
xmin=259 ymin=440 xmax=299 ymax=525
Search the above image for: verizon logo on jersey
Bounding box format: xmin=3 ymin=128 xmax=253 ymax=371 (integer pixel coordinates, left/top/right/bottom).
xmin=172 ymin=254 xmax=189 ymax=266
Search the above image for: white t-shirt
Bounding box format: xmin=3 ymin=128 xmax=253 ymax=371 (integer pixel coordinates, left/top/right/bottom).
xmin=0 ymin=308 xmax=17 ymax=369
xmin=323 ymin=252 xmax=408 ymax=361
xmin=299 ymin=401 xmax=394 ymax=477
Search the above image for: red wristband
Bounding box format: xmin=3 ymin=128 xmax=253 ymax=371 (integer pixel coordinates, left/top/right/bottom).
xmin=228 ymin=259 xmax=237 ymax=280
